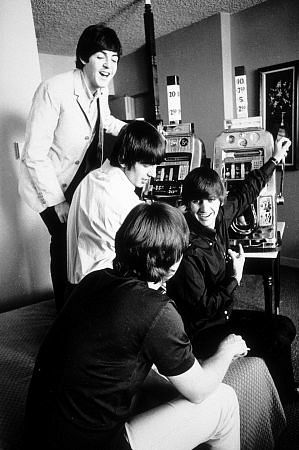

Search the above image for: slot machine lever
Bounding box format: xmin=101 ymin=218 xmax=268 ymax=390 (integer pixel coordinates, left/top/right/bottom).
xmin=277 ymin=158 xmax=285 ymax=205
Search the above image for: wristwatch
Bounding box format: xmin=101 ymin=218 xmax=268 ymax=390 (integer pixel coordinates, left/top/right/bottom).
xmin=270 ymin=156 xmax=279 ymax=166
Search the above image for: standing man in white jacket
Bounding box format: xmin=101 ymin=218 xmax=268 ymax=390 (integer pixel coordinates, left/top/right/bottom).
xmin=19 ymin=24 xmax=126 ymax=310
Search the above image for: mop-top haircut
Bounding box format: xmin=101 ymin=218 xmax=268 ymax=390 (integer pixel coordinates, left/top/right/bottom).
xmin=76 ymin=24 xmax=122 ymax=69
xmin=109 ymin=120 xmax=165 ymax=169
xmin=114 ymin=202 xmax=189 ymax=283
xmin=182 ymin=167 xmax=226 ymax=204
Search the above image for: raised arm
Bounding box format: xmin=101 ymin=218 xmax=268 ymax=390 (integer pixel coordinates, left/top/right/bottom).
xmin=224 ymin=137 xmax=291 ymax=224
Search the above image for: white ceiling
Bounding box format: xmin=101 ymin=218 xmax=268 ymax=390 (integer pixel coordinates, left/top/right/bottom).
xmin=31 ymin=0 xmax=268 ymax=56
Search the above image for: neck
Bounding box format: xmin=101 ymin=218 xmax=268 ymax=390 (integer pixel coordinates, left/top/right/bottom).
xmin=148 ymin=281 xmax=164 ymax=291
xmin=81 ymin=70 xmax=99 ymax=96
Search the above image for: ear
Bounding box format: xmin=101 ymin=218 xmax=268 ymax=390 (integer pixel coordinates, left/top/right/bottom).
xmin=80 ymin=58 xmax=86 ymax=66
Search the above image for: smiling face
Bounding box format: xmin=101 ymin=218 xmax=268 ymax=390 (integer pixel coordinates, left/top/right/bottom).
xmin=124 ymin=162 xmax=157 ymax=189
xmin=190 ymin=197 xmax=221 ymax=229
xmin=81 ymin=50 xmax=119 ymax=92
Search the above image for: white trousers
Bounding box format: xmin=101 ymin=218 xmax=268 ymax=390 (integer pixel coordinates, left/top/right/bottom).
xmin=125 ymin=383 xmax=240 ymax=450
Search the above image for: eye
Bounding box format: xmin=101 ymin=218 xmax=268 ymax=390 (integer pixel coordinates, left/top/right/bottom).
xmin=111 ymin=56 xmax=119 ymax=63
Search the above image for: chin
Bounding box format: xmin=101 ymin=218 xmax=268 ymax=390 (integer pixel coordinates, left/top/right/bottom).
xmin=97 ymin=78 xmax=110 ymax=88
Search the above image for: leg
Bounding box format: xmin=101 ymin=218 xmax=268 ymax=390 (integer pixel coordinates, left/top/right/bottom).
xmin=263 ymin=272 xmax=273 ymax=316
xmin=40 ymin=207 xmax=67 ymax=311
xmin=231 ymin=310 xmax=296 ymax=403
xmin=274 ymin=252 xmax=281 ymax=315
xmin=223 ymin=357 xmax=286 ymax=450
xmin=125 ymin=383 xmax=240 ymax=450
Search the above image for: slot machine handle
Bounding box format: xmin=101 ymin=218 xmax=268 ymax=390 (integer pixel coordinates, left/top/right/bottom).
xmin=277 ymin=157 xmax=285 ymax=205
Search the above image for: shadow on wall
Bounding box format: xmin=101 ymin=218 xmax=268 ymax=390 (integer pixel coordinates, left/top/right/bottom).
xmin=0 ymin=114 xmax=52 ymax=310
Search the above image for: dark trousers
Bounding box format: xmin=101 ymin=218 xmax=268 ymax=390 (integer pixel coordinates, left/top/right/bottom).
xmin=40 ymin=207 xmax=67 ymax=312
xmin=192 ymin=310 xmax=296 ymax=404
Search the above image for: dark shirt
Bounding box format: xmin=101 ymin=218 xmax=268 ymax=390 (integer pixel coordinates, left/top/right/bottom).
xmin=25 ymin=269 xmax=194 ymax=449
xmin=167 ymin=160 xmax=276 ymax=338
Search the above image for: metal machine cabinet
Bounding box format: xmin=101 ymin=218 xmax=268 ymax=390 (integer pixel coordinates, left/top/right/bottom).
xmin=145 ymin=123 xmax=204 ymax=206
xmin=213 ymin=128 xmax=281 ymax=250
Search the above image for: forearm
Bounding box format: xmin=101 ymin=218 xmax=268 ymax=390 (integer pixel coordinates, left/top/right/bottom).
xmin=199 ymin=350 xmax=234 ymax=394
xmin=168 ymin=350 xmax=235 ymax=404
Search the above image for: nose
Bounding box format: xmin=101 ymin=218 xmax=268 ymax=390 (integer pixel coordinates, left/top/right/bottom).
xmin=199 ymin=199 xmax=209 ymax=211
xmin=103 ymin=56 xmax=109 ymax=68
xmin=148 ymin=165 xmax=157 ymax=178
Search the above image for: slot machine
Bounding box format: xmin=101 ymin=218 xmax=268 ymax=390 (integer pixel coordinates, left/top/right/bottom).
xmin=144 ymin=123 xmax=204 ymax=206
xmin=213 ymin=127 xmax=284 ymax=250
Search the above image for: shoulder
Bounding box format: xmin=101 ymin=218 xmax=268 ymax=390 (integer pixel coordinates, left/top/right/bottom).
xmin=37 ymin=70 xmax=76 ymax=97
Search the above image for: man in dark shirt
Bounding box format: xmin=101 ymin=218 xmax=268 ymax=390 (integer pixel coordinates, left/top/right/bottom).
xmin=24 ymin=202 xmax=248 ymax=450
xmin=167 ymin=137 xmax=297 ymax=403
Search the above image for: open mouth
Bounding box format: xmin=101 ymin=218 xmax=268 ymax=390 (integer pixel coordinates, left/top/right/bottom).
xmin=199 ymin=213 xmax=211 ymax=219
xmin=197 ymin=213 xmax=213 ymax=222
xmin=99 ymin=71 xmax=110 ymax=78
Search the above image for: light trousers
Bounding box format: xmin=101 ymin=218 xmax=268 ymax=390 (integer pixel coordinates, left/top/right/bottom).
xmin=125 ymin=383 xmax=240 ymax=450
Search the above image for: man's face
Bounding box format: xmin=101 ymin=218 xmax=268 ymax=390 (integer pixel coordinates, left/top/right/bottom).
xmin=82 ymin=50 xmax=119 ymax=92
xmin=124 ymin=162 xmax=157 ymax=189
xmin=189 ymin=197 xmax=221 ymax=229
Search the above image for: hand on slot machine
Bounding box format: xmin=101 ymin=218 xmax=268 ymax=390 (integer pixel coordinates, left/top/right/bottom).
xmin=273 ymin=137 xmax=291 ymax=164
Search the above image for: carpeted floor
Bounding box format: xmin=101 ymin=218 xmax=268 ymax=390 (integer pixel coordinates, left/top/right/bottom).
xmin=235 ymin=265 xmax=299 ymax=449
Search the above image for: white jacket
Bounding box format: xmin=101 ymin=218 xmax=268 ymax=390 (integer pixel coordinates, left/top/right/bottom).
xmin=19 ymin=69 xmax=125 ymax=212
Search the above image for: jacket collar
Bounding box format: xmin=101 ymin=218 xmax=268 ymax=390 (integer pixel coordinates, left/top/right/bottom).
xmin=185 ymin=211 xmax=218 ymax=249
xmin=73 ymin=69 xmax=100 ymax=127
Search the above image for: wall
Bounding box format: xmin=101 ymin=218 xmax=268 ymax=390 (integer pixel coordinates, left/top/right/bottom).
xmin=0 ymin=0 xmax=52 ymax=311
xmin=39 ymin=53 xmax=75 ymax=80
xmin=115 ymin=0 xmax=299 ymax=266
xmin=115 ymin=14 xmax=224 ymax=153
xmin=230 ymin=0 xmax=299 ymax=264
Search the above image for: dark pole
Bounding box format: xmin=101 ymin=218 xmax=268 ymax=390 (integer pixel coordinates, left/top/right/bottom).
xmin=144 ymin=0 xmax=161 ymax=124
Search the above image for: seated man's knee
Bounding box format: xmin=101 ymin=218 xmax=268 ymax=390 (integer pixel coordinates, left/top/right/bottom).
xmin=217 ymin=383 xmax=239 ymax=412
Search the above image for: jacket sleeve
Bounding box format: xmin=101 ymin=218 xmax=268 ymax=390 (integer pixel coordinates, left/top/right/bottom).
xmin=167 ymin=251 xmax=238 ymax=330
xmin=224 ymin=159 xmax=276 ymax=226
xmin=100 ymin=89 xmax=126 ymax=135
xmin=21 ymin=81 xmax=65 ymax=209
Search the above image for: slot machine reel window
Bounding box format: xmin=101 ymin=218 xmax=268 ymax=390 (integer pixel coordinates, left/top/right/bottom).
xmin=222 ymin=148 xmax=265 ymax=192
xmin=148 ymin=153 xmax=192 ymax=198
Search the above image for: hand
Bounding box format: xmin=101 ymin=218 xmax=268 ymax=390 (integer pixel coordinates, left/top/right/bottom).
xmin=273 ymin=137 xmax=291 ymax=163
xmin=218 ymin=333 xmax=249 ymax=360
xmin=178 ymin=203 xmax=187 ymax=213
xmin=54 ymin=201 xmax=70 ymax=223
xmin=228 ymin=244 xmax=245 ymax=285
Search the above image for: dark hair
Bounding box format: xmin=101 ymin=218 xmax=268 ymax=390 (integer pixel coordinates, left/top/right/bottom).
xmin=182 ymin=167 xmax=226 ymax=204
xmin=76 ymin=24 xmax=122 ymax=70
xmin=109 ymin=121 xmax=165 ymax=169
xmin=114 ymin=202 xmax=189 ymax=282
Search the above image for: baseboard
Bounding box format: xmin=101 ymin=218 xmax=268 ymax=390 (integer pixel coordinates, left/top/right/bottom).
xmin=0 ymin=289 xmax=54 ymax=314
xmin=280 ymin=256 xmax=299 ymax=269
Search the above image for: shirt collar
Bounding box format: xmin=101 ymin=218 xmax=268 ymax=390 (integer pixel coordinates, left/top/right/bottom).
xmin=80 ymin=70 xmax=100 ymax=101
xmin=101 ymin=159 xmax=137 ymax=193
